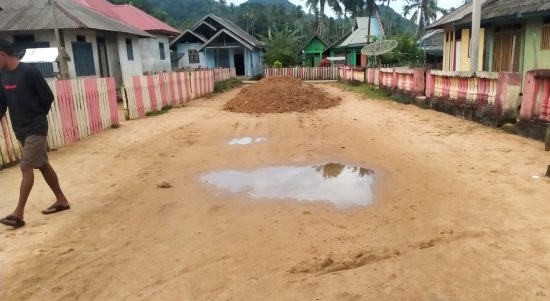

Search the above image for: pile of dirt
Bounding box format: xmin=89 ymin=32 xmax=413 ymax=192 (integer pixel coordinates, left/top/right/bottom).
xmin=224 ymin=76 xmax=341 ymax=113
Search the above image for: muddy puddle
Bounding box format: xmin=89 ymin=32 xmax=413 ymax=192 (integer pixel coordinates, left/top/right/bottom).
xmin=201 ymin=163 xmax=375 ymax=208
xmin=229 ymin=137 xmax=268 ymax=145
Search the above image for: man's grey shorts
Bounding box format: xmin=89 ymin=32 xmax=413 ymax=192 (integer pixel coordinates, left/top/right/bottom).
xmin=19 ymin=136 xmax=49 ymax=168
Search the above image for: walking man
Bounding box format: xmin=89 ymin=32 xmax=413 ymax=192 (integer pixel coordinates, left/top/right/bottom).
xmin=0 ymin=39 xmax=70 ymax=228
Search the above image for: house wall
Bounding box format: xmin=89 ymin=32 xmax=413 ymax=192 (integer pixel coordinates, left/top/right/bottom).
xmin=244 ymin=49 xmax=262 ymax=77
xmin=458 ymin=28 xmax=485 ymax=71
xmin=117 ymin=34 xmax=144 ymax=81
xmin=139 ymin=35 xmax=171 ymax=73
xmin=523 ymin=17 xmax=550 ymax=74
xmin=176 ymin=43 xmax=207 ymax=69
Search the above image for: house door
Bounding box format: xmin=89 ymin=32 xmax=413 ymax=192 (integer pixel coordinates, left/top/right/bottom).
xmin=96 ymin=37 xmax=110 ymax=78
xmin=493 ymin=25 xmax=521 ymax=72
xmin=234 ymin=53 xmax=245 ymax=76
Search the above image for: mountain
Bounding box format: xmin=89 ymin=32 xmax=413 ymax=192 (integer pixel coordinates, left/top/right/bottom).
xmin=244 ymin=0 xmax=296 ymax=11
xmin=377 ymin=5 xmax=418 ymax=36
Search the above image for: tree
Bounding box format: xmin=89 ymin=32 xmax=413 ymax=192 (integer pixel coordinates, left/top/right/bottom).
xmin=403 ymin=0 xmax=447 ymax=38
xmin=259 ymin=26 xmax=301 ymax=67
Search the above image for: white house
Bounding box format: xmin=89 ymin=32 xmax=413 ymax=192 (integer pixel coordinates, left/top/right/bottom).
xmin=74 ymin=0 xmax=181 ymax=75
xmin=0 ymin=0 xmax=179 ymax=87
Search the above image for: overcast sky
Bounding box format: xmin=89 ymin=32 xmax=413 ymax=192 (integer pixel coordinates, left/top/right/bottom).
xmin=227 ymin=0 xmax=466 ymax=18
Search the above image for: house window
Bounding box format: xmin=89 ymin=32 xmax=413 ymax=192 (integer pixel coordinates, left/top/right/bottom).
xmin=159 ymin=42 xmax=165 ymax=60
xmin=126 ymin=39 xmax=134 ymax=61
xmin=542 ymin=18 xmax=550 ymax=50
xmin=188 ymin=49 xmax=200 ymax=64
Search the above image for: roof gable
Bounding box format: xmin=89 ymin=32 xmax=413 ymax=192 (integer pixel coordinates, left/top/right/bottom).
xmin=298 ymin=35 xmax=328 ymax=54
xmin=339 ymin=17 xmax=384 ymax=48
xmin=198 ymin=29 xmax=254 ymax=51
xmin=186 ymin=14 xmax=263 ymax=49
xmin=170 ymin=29 xmax=207 ymax=46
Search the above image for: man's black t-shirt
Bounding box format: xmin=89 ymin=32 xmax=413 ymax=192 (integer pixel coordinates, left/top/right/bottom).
xmin=0 ymin=63 xmax=54 ymax=141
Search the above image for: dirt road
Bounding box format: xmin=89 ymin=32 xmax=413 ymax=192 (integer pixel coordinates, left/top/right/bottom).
xmin=1 ymin=84 xmax=549 ymax=300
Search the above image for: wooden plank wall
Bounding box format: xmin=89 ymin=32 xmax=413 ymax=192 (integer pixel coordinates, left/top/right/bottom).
xmin=1 ymin=77 xmax=119 ymax=168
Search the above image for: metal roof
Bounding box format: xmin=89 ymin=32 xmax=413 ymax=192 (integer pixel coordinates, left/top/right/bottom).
xmin=188 ymin=14 xmax=263 ymax=48
xmin=339 ymin=17 xmax=384 ymax=48
xmin=428 ymin=0 xmax=550 ymax=29
xmin=110 ymin=5 xmax=180 ymax=36
xmin=0 ymin=0 xmax=152 ymax=37
xmin=297 ymin=34 xmax=329 ymax=54
xmin=198 ymin=29 xmax=254 ymax=51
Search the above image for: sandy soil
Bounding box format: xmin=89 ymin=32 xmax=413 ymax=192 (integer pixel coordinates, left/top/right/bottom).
xmin=1 ymin=84 xmax=549 ymax=301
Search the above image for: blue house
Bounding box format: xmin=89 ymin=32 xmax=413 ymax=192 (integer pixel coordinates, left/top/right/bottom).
xmin=170 ymin=14 xmax=264 ymax=78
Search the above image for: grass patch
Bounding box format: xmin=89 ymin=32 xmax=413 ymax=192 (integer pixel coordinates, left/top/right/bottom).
xmin=145 ymin=105 xmax=174 ymax=117
xmin=215 ymin=78 xmax=243 ymax=93
xmin=337 ymin=81 xmax=392 ymax=100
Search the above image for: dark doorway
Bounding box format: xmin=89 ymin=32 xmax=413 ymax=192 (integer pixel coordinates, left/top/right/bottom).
xmin=96 ymin=37 xmax=110 ymax=78
xmin=234 ymin=53 xmax=245 ymax=76
xmin=355 ymin=52 xmax=362 ymax=67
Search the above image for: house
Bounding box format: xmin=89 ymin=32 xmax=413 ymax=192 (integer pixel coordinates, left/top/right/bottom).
xmin=0 ymin=0 xmax=153 ymax=86
xmin=72 ymin=0 xmax=181 ymax=75
xmin=322 ymin=31 xmax=351 ymax=66
xmin=297 ymin=35 xmax=328 ymax=67
xmin=428 ymin=0 xmax=550 ymax=77
xmin=170 ymin=14 xmax=264 ymax=78
xmin=323 ymin=17 xmax=385 ymax=67
xmin=418 ymin=29 xmax=444 ymax=68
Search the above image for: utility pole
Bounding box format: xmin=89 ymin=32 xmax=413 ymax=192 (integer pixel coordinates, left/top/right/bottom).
xmin=470 ymin=0 xmax=481 ymax=72
xmin=49 ymin=0 xmax=71 ymax=79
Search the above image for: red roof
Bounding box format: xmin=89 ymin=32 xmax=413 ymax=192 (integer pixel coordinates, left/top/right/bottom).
xmin=110 ymin=5 xmax=180 ymax=35
xmin=69 ymin=0 xmax=180 ymax=36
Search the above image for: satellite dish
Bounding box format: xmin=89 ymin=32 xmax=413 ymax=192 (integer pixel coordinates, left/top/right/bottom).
xmin=361 ymin=40 xmax=398 ymax=56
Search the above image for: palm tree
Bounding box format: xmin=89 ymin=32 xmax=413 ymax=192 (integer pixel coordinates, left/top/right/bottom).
xmin=403 ymin=0 xmax=447 ymax=38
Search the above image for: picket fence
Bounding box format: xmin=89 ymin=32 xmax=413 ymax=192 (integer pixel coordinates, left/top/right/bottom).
xmin=1 ymin=77 xmax=119 ymax=168
xmin=264 ymin=67 xmax=340 ymax=80
xmin=123 ymin=69 xmax=238 ymax=120
xmin=213 ymin=68 xmax=237 ymax=82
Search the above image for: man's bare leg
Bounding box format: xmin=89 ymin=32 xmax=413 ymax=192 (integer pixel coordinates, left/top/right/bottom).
xmin=39 ymin=163 xmax=69 ymax=206
xmin=12 ymin=165 xmax=34 ymax=219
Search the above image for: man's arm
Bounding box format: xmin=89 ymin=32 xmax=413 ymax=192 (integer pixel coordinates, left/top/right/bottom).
xmin=28 ymin=66 xmax=54 ymax=113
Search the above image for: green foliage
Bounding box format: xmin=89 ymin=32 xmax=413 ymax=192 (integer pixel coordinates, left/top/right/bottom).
xmin=379 ymin=34 xmax=424 ymax=65
xmin=214 ymin=78 xmax=243 ymax=93
xmin=273 ymin=60 xmax=283 ymax=68
xmin=259 ymin=26 xmax=301 ymax=67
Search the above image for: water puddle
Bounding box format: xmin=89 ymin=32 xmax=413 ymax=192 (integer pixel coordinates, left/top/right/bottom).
xmin=201 ymin=163 xmax=375 ymax=208
xmin=228 ymin=137 xmax=268 ymax=145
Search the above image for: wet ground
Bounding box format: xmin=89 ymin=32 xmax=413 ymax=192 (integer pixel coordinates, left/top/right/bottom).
xmin=202 ymin=163 xmax=375 ymax=208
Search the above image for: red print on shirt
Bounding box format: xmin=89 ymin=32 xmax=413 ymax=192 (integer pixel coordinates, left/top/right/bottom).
xmin=4 ymin=85 xmax=17 ymax=90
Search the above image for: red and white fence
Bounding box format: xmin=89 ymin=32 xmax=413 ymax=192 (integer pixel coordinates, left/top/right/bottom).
xmin=265 ymin=67 xmax=340 ymax=80
xmin=213 ymin=68 xmax=236 ymax=82
xmin=520 ymin=70 xmax=550 ymax=122
xmin=1 ymin=77 xmax=119 ymax=168
xmin=123 ymin=69 xmax=224 ymax=120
